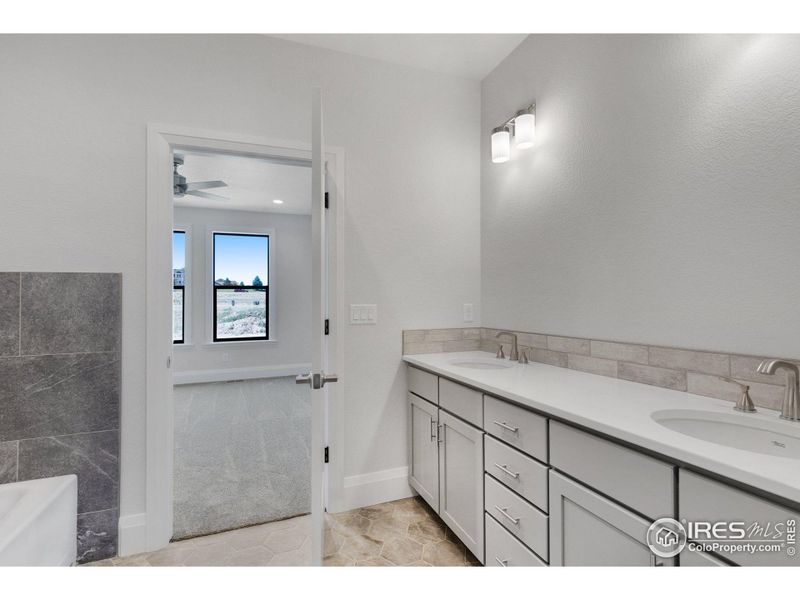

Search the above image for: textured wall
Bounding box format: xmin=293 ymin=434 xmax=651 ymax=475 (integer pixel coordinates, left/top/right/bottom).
xmin=0 ymin=272 xmax=121 ymax=562
xmin=481 ymin=35 xmax=800 ymax=359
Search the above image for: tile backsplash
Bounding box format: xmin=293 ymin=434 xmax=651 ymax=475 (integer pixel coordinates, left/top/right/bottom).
xmin=402 ymin=327 xmax=796 ymax=411
xmin=0 ymin=272 xmax=121 ymax=563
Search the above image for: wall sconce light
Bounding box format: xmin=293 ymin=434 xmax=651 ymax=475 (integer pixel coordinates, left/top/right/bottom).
xmin=491 ymin=102 xmax=536 ymax=163
xmin=491 ymin=126 xmax=511 ymax=163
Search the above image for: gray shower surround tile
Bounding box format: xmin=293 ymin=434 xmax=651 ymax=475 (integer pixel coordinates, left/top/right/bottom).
xmin=20 ymin=272 xmax=121 ymax=354
xmin=0 ymin=353 xmax=120 ymax=441
xmin=18 ymin=429 xmax=119 ymax=514
xmin=0 ymin=273 xmax=20 ymax=356
xmin=77 ymin=509 xmax=118 ymax=564
xmin=0 ymin=441 xmax=17 ymax=484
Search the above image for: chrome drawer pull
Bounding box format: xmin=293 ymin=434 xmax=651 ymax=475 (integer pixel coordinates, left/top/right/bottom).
xmin=493 ymin=463 xmax=520 ymax=479
xmin=495 ymin=557 xmax=509 ymax=567
xmin=494 ymin=505 xmax=520 ymax=525
xmin=493 ymin=420 xmax=519 ymax=433
xmin=430 ymin=418 xmax=436 ymax=442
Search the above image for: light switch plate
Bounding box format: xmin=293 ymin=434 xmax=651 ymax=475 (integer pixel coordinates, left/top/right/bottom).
xmin=350 ymin=304 xmax=378 ymax=325
xmin=463 ymin=303 xmax=474 ymax=323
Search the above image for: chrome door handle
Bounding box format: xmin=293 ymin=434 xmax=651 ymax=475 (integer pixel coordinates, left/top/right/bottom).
xmin=494 ymin=505 xmax=520 ymax=525
xmin=493 ymin=421 xmax=519 ymax=433
xmin=493 ymin=463 xmax=519 ymax=479
xmin=296 ymin=372 xmax=339 ymax=389
xmin=495 ymin=557 xmax=508 ymax=567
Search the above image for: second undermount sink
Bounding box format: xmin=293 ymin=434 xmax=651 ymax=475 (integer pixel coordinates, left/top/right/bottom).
xmin=448 ymin=358 xmax=513 ymax=370
xmin=652 ymin=409 xmax=800 ymax=459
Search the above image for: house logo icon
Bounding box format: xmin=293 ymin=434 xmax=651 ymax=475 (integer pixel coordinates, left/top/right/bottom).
xmin=646 ymin=518 xmax=687 ymax=558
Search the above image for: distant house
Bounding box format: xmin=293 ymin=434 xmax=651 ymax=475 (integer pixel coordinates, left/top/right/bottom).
xmin=173 ymin=268 xmax=185 ymax=286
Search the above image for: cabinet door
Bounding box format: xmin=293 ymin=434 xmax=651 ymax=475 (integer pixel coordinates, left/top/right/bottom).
xmin=550 ymin=471 xmax=674 ymax=566
xmin=408 ymin=393 xmax=439 ymax=511
xmin=438 ymin=410 xmax=484 ymax=563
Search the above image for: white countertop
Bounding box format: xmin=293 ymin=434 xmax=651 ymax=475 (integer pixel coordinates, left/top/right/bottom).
xmin=403 ymin=351 xmax=800 ymax=506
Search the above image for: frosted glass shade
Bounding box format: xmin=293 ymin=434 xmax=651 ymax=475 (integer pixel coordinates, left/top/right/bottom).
xmin=514 ymin=112 xmax=535 ymax=149
xmin=491 ymin=128 xmax=510 ymax=163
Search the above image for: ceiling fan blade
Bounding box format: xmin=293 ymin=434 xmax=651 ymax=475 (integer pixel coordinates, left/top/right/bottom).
xmin=187 ymin=190 xmax=229 ymax=201
xmin=185 ymin=180 xmax=227 ymax=192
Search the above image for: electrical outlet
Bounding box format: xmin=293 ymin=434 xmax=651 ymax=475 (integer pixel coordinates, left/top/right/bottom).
xmin=463 ymin=303 xmax=474 ymax=323
xmin=350 ymin=304 xmax=377 ymax=325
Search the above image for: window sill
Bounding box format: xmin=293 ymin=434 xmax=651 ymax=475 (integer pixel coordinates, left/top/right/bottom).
xmin=202 ymin=339 xmax=278 ymax=347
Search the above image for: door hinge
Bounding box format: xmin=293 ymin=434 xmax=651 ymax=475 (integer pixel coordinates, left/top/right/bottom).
xmin=324 ymin=446 xmax=329 ymax=463
xmin=324 ymin=192 xmax=329 ymax=209
xmin=324 ymin=319 xmax=329 ymax=335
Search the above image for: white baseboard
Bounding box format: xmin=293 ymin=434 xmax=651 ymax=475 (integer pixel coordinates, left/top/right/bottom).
xmin=340 ymin=466 xmax=415 ymax=512
xmin=172 ymin=363 xmax=311 ymax=385
xmin=117 ymin=513 xmax=148 ymax=557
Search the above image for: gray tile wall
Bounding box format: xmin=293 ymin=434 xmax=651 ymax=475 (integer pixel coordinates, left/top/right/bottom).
xmin=0 ymin=272 xmax=120 ymax=564
xmin=402 ymin=327 xmax=797 ymax=411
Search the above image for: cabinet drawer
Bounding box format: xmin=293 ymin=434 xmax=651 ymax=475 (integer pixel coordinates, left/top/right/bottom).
xmin=485 ymin=436 xmax=548 ymax=512
xmin=550 ymin=421 xmax=674 ymax=519
xmin=680 ymin=470 xmax=800 ymax=567
xmin=484 ymin=395 xmax=548 ymax=462
xmin=485 ymin=474 xmax=549 ymax=560
xmin=407 ymin=366 xmax=438 ymax=404
xmin=485 ymin=514 xmax=546 ymax=567
xmin=439 ymin=378 xmax=482 ymax=427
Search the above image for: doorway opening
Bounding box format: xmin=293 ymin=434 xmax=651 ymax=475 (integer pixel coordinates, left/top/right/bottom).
xmin=144 ymin=122 xmax=345 ymax=565
xmin=171 ymin=150 xmax=313 ymax=542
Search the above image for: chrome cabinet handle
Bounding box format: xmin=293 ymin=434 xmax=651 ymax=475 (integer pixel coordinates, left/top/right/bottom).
xmin=493 ymin=463 xmax=519 ymax=479
xmin=493 ymin=421 xmax=519 ymax=433
xmin=430 ymin=419 xmax=437 ymax=442
xmin=494 ymin=505 xmax=520 ymax=525
xmin=495 ymin=557 xmax=509 ymax=567
xmin=437 ymin=424 xmax=444 ymax=444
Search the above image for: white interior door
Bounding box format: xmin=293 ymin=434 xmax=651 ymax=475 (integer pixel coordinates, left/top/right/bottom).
xmin=296 ymin=87 xmax=336 ymax=566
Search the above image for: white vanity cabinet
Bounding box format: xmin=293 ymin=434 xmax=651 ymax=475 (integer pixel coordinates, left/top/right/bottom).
xmin=405 ymin=359 xmax=800 ymax=567
xmin=549 ymin=471 xmax=675 ymax=566
xmin=408 ymin=393 xmax=440 ymax=510
xmin=438 ymin=410 xmax=484 ymax=561
xmin=407 ymin=369 xmax=485 ymax=563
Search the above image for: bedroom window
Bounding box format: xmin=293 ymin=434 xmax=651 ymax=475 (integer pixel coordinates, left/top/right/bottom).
xmin=172 ymin=230 xmax=186 ymax=344
xmin=212 ymin=232 xmax=269 ymax=342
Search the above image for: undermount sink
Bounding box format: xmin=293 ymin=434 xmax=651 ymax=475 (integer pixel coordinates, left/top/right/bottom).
xmin=448 ymin=358 xmax=513 ymax=370
xmin=652 ymin=409 xmax=800 ymax=459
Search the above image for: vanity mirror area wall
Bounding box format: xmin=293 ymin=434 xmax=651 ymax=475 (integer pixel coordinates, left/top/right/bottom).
xmin=404 ymin=356 xmax=800 ymax=567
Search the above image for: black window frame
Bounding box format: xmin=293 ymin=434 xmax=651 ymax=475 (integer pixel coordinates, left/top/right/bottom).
xmin=212 ymin=231 xmax=269 ymax=343
xmin=173 ymin=230 xmax=186 ymax=345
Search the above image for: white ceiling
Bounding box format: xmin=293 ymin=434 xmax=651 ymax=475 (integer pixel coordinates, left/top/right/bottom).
xmin=174 ymin=152 xmax=311 ymax=215
xmin=270 ymin=34 xmax=527 ymax=81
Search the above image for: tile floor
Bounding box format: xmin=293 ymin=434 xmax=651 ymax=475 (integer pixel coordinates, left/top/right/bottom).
xmin=86 ymin=496 xmax=478 ymax=567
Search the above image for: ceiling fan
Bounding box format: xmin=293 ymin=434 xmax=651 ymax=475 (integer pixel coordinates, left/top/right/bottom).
xmin=173 ymin=155 xmax=229 ymax=201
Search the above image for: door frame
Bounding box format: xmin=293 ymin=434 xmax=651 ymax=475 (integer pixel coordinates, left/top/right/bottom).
xmin=141 ymin=123 xmax=346 ymax=554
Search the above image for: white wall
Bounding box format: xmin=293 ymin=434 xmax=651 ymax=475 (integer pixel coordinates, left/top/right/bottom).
xmin=0 ymin=36 xmax=481 ymax=529
xmin=172 ymin=207 xmax=311 ymax=379
xmin=482 ymin=34 xmax=800 ymax=358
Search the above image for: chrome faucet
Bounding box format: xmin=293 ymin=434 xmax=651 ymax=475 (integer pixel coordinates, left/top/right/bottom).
xmin=715 ymin=375 xmax=756 ymax=413
xmin=495 ymin=331 xmax=519 ymax=361
xmin=757 ymin=359 xmax=800 ymax=421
